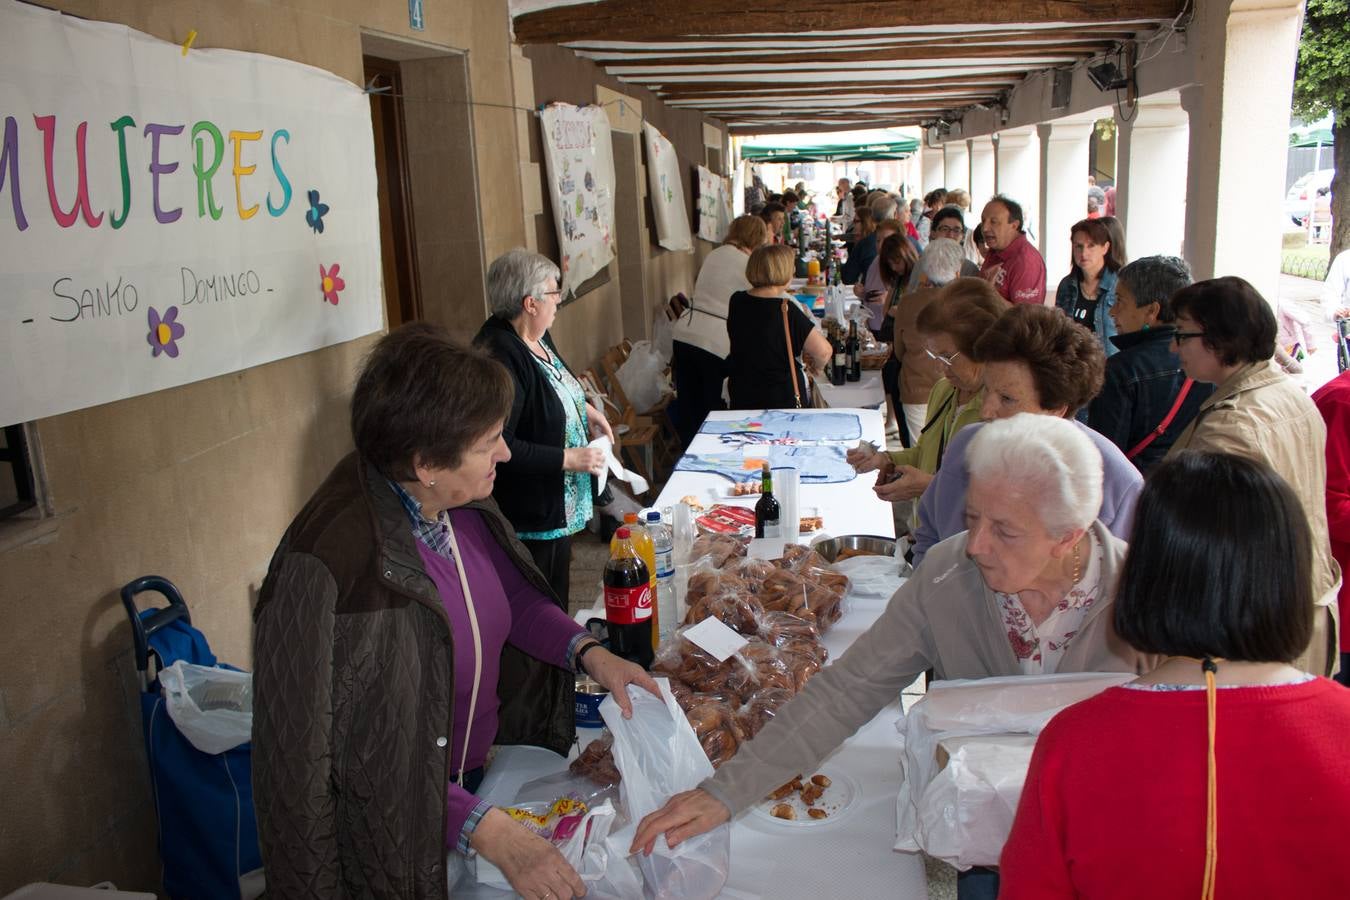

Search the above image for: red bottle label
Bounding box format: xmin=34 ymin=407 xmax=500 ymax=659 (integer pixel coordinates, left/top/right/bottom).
xmin=604 ymin=583 xmax=652 ymax=625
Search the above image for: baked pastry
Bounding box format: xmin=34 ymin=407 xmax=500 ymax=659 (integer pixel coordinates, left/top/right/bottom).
xmin=770 ymin=803 xmax=796 ymax=820
xmin=569 ymin=734 xmax=621 ymax=787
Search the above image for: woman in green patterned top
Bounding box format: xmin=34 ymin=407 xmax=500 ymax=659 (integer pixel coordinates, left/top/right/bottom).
xmin=475 ymin=249 xmax=613 ymax=607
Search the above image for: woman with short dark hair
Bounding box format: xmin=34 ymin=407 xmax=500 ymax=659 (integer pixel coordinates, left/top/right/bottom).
xmin=254 ymin=323 xmax=656 ymax=899
xmin=1054 ymin=217 xmax=1126 ymax=355
xmin=1087 ymin=255 xmax=1214 ymax=472
xmin=911 ymin=304 xmax=1143 ymax=565
xmin=1166 ymin=276 xmax=1341 ymax=676
xmin=1001 ymin=451 xmax=1350 ymax=898
xmin=725 ymin=244 xmax=831 ymax=410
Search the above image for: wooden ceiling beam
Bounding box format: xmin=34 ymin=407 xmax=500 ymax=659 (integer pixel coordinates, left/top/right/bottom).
xmin=512 ymin=0 xmax=1183 ymax=43
xmin=594 ymin=42 xmax=1108 ymax=69
xmin=564 ymin=25 xmax=1142 ymax=50
xmin=582 ymin=36 xmax=1129 ymax=64
xmin=650 ymin=75 xmax=1020 ymax=95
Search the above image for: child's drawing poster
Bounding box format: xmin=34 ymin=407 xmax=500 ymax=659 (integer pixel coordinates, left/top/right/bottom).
xmin=696 ymin=165 xmax=733 ymax=244
xmin=0 ymin=0 xmax=383 ymax=427
xmin=539 ymin=103 xmax=616 ymax=298
xmin=642 ymin=122 xmax=692 ymax=253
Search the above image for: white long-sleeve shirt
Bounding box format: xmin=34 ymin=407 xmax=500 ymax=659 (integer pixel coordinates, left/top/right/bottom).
xmin=1322 ymin=249 xmax=1350 ymax=320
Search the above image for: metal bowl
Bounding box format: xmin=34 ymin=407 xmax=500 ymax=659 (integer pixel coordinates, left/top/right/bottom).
xmin=812 ymin=534 xmax=897 ymax=563
xmin=575 ymin=675 xmax=609 ymax=728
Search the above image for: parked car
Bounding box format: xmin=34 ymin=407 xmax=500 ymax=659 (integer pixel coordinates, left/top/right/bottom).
xmin=1286 ymin=168 xmax=1334 ymax=225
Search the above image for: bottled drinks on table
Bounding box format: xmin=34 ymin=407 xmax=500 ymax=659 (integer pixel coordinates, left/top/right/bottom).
xmin=646 ymin=510 xmax=676 ymax=646
xmin=754 ymin=463 xmax=782 ymax=539
xmin=846 ymin=320 xmax=862 ymax=382
xmin=830 ymin=331 xmax=847 ymax=386
xmin=614 ymin=512 xmax=658 ymax=644
xmin=603 ymin=527 xmax=654 ymax=668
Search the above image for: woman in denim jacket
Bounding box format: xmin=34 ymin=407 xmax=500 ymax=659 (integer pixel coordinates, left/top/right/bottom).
xmin=1055 ymin=217 xmax=1124 ymax=356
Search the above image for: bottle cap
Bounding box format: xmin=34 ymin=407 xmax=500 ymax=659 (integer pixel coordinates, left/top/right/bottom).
xmin=646 ymin=510 xmax=661 ymax=522
xmin=615 ymin=526 xmax=630 ymax=539
xmin=624 ymin=512 xmax=639 ymax=524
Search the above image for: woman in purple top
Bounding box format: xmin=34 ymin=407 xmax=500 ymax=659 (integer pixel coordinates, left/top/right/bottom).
xmin=253 ymin=323 xmax=657 ymax=900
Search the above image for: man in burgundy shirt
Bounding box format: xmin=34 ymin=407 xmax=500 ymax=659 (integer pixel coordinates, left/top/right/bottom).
xmin=979 ymin=195 xmax=1048 ymax=305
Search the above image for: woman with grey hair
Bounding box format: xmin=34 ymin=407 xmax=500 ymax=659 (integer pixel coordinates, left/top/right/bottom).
xmin=890 ymin=238 xmax=967 ymax=440
xmin=632 ymin=413 xmax=1154 ymax=899
xmin=1087 ymin=255 xmax=1213 ymax=473
xmin=474 ymin=248 xmax=613 ymax=606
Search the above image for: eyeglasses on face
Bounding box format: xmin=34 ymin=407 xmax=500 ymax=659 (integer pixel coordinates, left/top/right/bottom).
xmin=933 ymin=225 xmax=965 ymax=237
xmin=924 ymin=348 xmax=961 ymax=366
xmin=1171 ymin=331 xmax=1205 ymax=343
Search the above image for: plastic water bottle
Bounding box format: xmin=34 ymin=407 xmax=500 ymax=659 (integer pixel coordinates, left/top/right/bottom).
xmin=646 ymin=510 xmax=676 ymax=645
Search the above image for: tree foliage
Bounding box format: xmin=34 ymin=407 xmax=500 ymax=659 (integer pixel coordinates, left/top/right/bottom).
xmin=1292 ymin=0 xmax=1350 ymax=258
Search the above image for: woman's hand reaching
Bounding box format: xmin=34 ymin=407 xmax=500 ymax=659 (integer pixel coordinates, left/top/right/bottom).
xmin=630 ymin=789 xmax=731 ymax=857
xmin=580 ymin=645 xmax=661 ymax=718
xmin=471 ymin=808 xmax=587 ymax=899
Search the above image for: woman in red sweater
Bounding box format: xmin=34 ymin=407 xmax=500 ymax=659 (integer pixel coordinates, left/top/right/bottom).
xmin=1000 ymin=450 xmax=1350 ymax=899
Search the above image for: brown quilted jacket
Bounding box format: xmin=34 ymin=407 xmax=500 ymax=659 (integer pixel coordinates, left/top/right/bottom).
xmin=251 ymin=453 xmax=576 ymax=898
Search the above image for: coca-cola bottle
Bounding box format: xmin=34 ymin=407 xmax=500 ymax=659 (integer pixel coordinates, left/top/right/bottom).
xmin=603 ymin=527 xmax=654 ymax=667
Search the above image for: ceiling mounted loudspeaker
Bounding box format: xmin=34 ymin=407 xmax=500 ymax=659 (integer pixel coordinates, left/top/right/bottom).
xmin=1051 ymin=69 xmax=1072 ymax=111
xmin=1087 ymin=60 xmax=1130 ymax=92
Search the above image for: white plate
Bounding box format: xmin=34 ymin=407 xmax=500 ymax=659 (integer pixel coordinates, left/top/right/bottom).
xmin=749 ymin=766 xmax=859 ymax=828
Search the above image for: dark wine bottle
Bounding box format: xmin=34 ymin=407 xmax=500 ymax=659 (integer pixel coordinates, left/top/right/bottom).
xmin=753 ymin=464 xmax=781 ymax=539
xmin=846 ymin=320 xmax=861 ymax=382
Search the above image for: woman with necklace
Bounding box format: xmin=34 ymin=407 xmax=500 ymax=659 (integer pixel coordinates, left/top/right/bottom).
xmin=475 ymin=249 xmax=613 ymax=607
xmin=1054 ymin=217 xmax=1124 ymax=357
xmin=1001 ymin=451 xmax=1350 ymax=898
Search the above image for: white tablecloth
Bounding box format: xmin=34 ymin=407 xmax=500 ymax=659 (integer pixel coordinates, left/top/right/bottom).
xmin=813 ymin=371 xmax=885 ymax=410
xmin=654 ymin=408 xmax=894 ymax=541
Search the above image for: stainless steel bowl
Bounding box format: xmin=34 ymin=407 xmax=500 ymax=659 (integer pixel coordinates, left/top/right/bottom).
xmin=812 ymin=534 xmax=897 ymax=563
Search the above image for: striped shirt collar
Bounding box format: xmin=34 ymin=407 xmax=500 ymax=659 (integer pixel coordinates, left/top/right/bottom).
xmin=387 ymin=478 xmax=454 ymax=561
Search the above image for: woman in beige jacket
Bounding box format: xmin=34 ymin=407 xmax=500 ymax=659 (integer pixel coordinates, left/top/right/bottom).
xmin=1166 ymin=276 xmax=1341 ymax=676
xmin=632 ymin=414 xmax=1155 ymax=857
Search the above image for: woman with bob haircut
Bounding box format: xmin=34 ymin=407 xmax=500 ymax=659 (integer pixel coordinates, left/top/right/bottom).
xmin=253 ymin=323 xmax=656 ymax=900
xmin=632 ymin=415 xmax=1157 ymax=897
xmin=669 ymin=214 xmax=770 ymax=443
xmin=1166 ymin=276 xmax=1341 ymax=676
xmin=724 ymin=244 xmax=832 ymax=409
xmin=1054 ymin=217 xmax=1126 ymax=356
xmin=911 ymin=304 xmax=1143 ymax=566
xmin=1001 ymin=451 xmax=1350 ymax=898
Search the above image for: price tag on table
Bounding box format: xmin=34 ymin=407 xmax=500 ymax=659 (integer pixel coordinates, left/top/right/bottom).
xmin=683 ymin=616 xmax=750 ymax=662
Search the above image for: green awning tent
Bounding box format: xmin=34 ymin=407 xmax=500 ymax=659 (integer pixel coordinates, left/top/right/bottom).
xmin=1290 ymin=129 xmax=1334 ymax=148
xmin=740 ymin=129 xmax=920 ymax=163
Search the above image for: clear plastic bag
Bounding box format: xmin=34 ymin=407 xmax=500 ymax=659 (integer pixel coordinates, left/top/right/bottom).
xmin=159 ymin=660 xmax=252 ymax=754
xmin=601 ymin=680 xmax=731 ymax=899
xmin=616 ymin=340 xmax=671 ymax=414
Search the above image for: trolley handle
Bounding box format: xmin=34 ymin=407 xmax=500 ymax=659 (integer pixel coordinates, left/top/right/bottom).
xmin=120 ymin=575 xmax=191 ymax=683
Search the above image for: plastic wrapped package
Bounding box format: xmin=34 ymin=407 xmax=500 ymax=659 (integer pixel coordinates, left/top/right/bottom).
xmin=683 ymin=585 xmax=765 ymax=635
xmin=689 ymin=533 xmax=747 ymax=569
xmin=682 ymin=693 xmax=745 ymax=768
xmin=830 ymin=554 xmax=907 ymax=599
xmin=894 ymin=673 xmax=1135 ymax=864
xmin=569 ymin=732 xmax=621 ymax=788
xmin=651 ymin=628 xmax=760 ymax=700
xmin=734 ymin=687 xmax=793 ymax=738
xmin=914 ymin=734 xmax=1038 ymax=869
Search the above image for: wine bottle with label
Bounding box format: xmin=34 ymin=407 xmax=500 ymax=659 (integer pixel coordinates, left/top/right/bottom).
xmin=846 ymin=320 xmax=862 ymax=382
xmin=754 ymin=463 xmax=781 ymax=539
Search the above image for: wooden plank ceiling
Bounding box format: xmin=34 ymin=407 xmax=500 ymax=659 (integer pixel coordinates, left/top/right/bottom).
xmin=511 ymin=1 xmax=1185 ymax=134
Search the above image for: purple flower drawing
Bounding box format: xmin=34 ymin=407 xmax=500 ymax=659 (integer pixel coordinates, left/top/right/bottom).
xmin=147 ymin=305 xmax=186 ymax=358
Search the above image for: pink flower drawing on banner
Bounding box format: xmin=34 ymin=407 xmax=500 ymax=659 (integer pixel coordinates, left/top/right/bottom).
xmin=146 ymin=306 xmax=186 ymax=358
xmin=320 ymin=264 xmax=345 ymax=305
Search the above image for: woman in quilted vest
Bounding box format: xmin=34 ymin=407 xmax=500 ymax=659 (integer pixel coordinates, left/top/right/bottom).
xmin=253 ymin=323 xmax=656 ymax=899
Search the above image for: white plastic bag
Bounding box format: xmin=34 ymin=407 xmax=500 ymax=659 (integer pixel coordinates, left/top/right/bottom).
xmin=831 ymin=554 xmax=906 ymax=599
xmin=915 ymin=733 xmax=1037 ymax=868
xmin=616 ymin=340 xmax=671 ymax=414
xmin=601 ymin=679 xmax=730 ymax=900
xmin=652 ymin=310 xmax=675 ymax=365
xmin=159 ymin=660 xmax=253 ymax=754
xmin=894 ymin=672 xmax=1132 ymax=864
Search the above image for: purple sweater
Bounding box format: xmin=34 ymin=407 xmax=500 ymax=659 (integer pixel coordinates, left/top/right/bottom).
xmin=416 ymin=509 xmax=586 ymax=846
xmin=911 ymin=419 xmax=1143 ymax=566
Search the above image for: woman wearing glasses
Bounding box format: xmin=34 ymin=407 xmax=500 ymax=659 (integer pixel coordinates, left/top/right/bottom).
xmin=1165 ymin=276 xmax=1341 ymax=677
xmin=847 ymin=280 xmax=1006 ymax=522
xmin=475 ymin=249 xmax=614 ymax=606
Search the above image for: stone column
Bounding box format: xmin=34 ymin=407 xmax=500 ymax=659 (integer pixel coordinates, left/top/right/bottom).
xmin=1180 ymin=0 xmax=1303 ymax=297
xmin=1115 ymin=93 xmax=1189 ymax=260
xmin=968 ymin=136 xmax=996 ymax=212
xmin=1037 ymin=120 xmax=1094 ymax=280
xmin=994 ymin=128 xmax=1040 ymax=239
xmin=943 ymin=141 xmax=970 ymax=193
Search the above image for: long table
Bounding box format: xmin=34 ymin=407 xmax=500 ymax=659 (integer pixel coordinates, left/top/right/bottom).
xmin=459 ymin=408 xmax=925 ymax=898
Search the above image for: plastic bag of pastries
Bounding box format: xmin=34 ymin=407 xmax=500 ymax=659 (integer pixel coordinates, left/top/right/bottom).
xmin=736 ymin=641 xmax=799 ymax=695
xmin=683 ymin=585 xmax=765 ymax=636
xmin=682 ymin=693 xmax=745 ymax=768
xmin=689 ymin=533 xmax=748 ymax=569
xmin=734 ymin=687 xmax=794 ymax=739
xmin=652 ymin=628 xmax=760 ymax=700
xmin=569 ymin=731 xmax=622 ymax=787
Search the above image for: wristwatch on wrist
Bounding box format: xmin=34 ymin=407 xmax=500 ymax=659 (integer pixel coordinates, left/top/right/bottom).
xmin=575 ymin=639 xmax=603 ymax=673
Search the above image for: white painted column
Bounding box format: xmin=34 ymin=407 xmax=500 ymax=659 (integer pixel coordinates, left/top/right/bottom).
xmin=1115 ymin=93 xmax=1189 ymax=260
xmin=968 ymin=136 xmax=996 ymax=212
xmin=1180 ymin=0 xmax=1303 ymax=297
xmin=994 ymin=128 xmax=1041 ymax=239
xmin=921 ymin=145 xmax=945 ymax=193
xmin=1037 ymin=120 xmax=1094 ymax=281
xmin=943 ymin=141 xmax=970 ymax=193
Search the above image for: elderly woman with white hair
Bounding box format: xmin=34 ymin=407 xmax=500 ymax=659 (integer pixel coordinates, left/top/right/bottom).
xmin=474 ymin=248 xmax=613 ymax=606
xmin=633 ymin=414 xmax=1156 ymax=890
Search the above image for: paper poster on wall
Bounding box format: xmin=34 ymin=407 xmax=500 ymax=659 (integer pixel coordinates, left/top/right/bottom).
xmin=642 ymin=123 xmax=693 ymax=253
xmin=0 ymin=0 xmax=383 ymax=428
xmin=696 ymin=165 xmax=733 ymax=244
xmin=539 ymin=103 xmax=616 ymax=298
